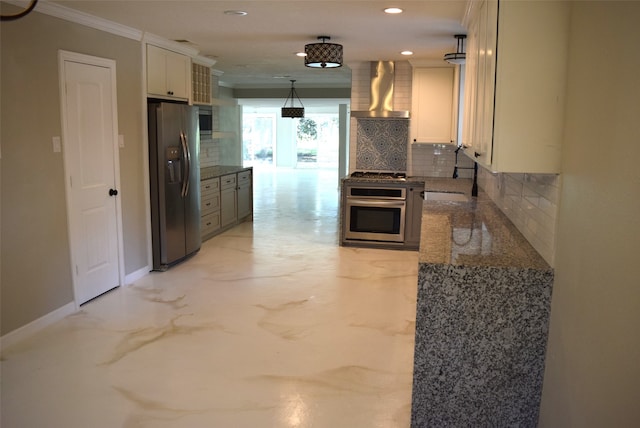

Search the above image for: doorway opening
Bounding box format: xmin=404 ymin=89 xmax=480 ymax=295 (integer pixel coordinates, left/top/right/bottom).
xmin=241 ymin=106 xmax=342 ymax=171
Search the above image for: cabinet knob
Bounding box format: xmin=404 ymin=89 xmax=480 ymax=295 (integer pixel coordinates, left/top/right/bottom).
xmin=474 ymin=151 xmax=481 ymax=158
xmin=109 ymin=188 xmax=118 ymax=196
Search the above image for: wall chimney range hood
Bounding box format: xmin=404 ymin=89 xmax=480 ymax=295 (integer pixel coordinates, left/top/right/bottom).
xmin=351 ymin=61 xmax=410 ymax=119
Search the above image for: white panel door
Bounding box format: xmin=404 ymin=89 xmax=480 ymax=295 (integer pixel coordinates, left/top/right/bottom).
xmin=61 ymin=53 xmax=122 ymax=305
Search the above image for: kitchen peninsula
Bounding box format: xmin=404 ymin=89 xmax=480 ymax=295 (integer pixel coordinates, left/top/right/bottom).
xmin=411 ymin=178 xmax=553 ymax=427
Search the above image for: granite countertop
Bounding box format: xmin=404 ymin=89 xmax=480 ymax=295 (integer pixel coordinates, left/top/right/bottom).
xmin=201 ymin=165 xmax=252 ymax=180
xmin=418 ymin=177 xmax=550 ymax=270
xmin=411 ymin=177 xmax=553 ymax=426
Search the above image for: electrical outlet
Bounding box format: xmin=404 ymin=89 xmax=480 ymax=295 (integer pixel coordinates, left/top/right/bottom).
xmin=52 ymin=136 xmax=62 ymax=153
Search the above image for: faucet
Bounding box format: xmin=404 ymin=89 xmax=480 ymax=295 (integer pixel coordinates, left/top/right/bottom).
xmin=453 ymin=145 xmax=479 ymax=197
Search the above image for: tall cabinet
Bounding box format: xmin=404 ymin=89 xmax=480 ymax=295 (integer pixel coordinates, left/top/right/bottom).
xmin=462 ymin=0 xmax=570 ymax=173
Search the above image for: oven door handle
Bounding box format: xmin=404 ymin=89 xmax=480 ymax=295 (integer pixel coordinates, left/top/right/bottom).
xmin=347 ymin=199 xmax=406 ymax=207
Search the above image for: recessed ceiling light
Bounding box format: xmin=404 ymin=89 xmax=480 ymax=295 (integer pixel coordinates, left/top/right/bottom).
xmin=224 ymin=10 xmax=248 ymax=16
xmin=401 ymin=51 xmax=414 ymax=56
xmin=384 ymin=7 xmax=403 ymax=14
xmin=296 ymin=52 xmax=307 ymax=57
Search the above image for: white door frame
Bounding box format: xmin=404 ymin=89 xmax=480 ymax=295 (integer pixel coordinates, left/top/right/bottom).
xmin=58 ymin=49 xmax=125 ymax=309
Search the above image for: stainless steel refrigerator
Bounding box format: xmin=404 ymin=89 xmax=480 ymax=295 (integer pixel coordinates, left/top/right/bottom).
xmin=148 ymin=101 xmax=201 ymax=271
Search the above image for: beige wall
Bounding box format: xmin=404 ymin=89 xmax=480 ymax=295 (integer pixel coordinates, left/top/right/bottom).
xmin=0 ymin=7 xmax=147 ymax=334
xmin=539 ymin=2 xmax=640 ymax=426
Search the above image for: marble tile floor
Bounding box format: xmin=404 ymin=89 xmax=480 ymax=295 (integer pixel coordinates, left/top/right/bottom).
xmin=1 ymin=167 xmax=419 ymax=428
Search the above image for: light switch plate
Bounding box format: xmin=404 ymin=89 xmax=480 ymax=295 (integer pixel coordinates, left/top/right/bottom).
xmin=118 ymin=134 xmax=125 ymax=148
xmin=52 ymin=136 xmax=62 ymax=153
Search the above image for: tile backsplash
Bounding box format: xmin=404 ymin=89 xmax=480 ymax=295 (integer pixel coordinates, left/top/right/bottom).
xmin=478 ymin=168 xmax=560 ymax=266
xmin=409 ymin=143 xmax=475 ymax=178
xmin=355 ymin=119 xmax=408 ymax=171
xmin=408 ymin=143 xmax=559 ymax=266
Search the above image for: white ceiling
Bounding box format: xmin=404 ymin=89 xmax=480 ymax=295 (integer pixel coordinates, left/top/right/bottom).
xmin=50 ymin=0 xmax=468 ymax=90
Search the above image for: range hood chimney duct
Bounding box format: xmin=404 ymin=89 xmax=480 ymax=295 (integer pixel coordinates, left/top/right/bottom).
xmin=351 ymin=61 xmax=410 ymax=119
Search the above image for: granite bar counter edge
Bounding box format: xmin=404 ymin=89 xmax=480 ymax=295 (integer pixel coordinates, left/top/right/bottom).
xmin=410 ymin=177 xmax=554 ymax=428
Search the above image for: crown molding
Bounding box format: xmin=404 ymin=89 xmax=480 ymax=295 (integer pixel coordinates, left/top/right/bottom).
xmin=192 ymin=55 xmax=218 ymax=68
xmin=5 ymin=1 xmax=206 ymax=57
xmin=142 ymin=33 xmax=199 ymax=57
xmin=4 ymin=0 xmax=143 ymax=40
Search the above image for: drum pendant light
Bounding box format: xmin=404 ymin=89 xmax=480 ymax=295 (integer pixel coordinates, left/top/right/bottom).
xmin=304 ymin=36 xmax=343 ymax=68
xmin=281 ymin=80 xmax=305 ymax=118
xmin=444 ymin=34 xmax=467 ymax=65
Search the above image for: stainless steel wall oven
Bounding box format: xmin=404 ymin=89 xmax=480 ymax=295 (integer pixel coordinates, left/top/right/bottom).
xmin=344 ymin=185 xmax=406 ymax=243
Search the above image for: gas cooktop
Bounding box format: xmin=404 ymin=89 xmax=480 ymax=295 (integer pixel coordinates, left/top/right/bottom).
xmin=350 ymin=171 xmax=407 ymax=180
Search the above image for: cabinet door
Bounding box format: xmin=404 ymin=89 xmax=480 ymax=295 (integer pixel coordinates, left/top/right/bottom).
xmin=478 ymin=0 xmax=498 ymax=168
xmin=220 ymin=187 xmax=237 ymax=227
xmin=146 ymin=45 xmax=168 ymax=97
xmin=461 ymin=0 xmax=496 ymax=169
xmin=405 ymin=185 xmax=424 ymax=247
xmin=237 ymin=171 xmax=253 ymax=220
xmin=411 ymin=68 xmax=455 ymax=144
xmin=462 ymin=13 xmax=480 ymax=151
xmin=165 ymin=51 xmax=190 ymax=99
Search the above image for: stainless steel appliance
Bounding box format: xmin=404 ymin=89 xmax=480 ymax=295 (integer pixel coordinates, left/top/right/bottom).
xmin=198 ymin=105 xmax=212 ymax=138
xmin=148 ymin=101 xmax=201 ymax=271
xmin=344 ymin=182 xmax=407 ymax=243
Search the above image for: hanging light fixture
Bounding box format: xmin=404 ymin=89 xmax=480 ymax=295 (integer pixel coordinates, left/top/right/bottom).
xmin=281 ymin=80 xmax=305 ymax=118
xmin=304 ymin=36 xmax=343 ymax=68
xmin=444 ymin=34 xmax=467 ymax=64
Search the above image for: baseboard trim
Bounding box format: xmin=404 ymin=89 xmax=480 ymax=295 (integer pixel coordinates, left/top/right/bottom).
xmin=1 ymin=267 xmax=150 ymax=350
xmin=0 ymin=302 xmax=77 ymax=351
xmin=125 ymin=265 xmax=150 ymax=285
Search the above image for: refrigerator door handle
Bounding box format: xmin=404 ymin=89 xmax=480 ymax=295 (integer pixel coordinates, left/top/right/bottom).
xmin=180 ymin=132 xmax=189 ymax=198
xmin=183 ymin=132 xmax=191 ymax=196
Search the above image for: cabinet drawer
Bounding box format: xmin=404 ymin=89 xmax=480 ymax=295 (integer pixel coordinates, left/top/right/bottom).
xmin=221 ymin=174 xmax=236 ymax=190
xmin=201 ymin=211 xmax=221 ymax=236
xmin=200 ymin=177 xmax=220 ymax=198
xmin=238 ymin=170 xmax=252 ymax=184
xmin=201 ymin=194 xmax=220 ymax=216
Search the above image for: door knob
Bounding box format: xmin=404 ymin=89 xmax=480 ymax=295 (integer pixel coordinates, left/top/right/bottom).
xmin=109 ymin=188 xmax=118 ymax=196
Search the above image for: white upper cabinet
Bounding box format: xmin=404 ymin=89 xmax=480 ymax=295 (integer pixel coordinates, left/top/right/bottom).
xmin=147 ymin=44 xmax=191 ymax=100
xmin=462 ymin=0 xmax=570 ymax=173
xmin=411 ymin=67 xmax=456 ymax=144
